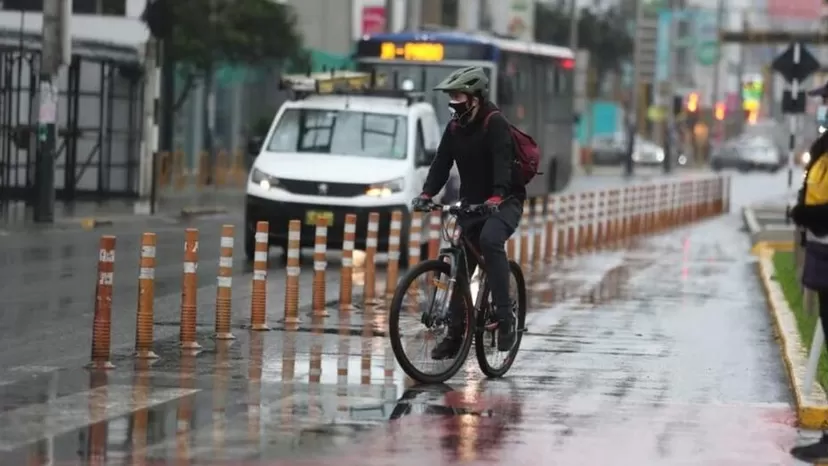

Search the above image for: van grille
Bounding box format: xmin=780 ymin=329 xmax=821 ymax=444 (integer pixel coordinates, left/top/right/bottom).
xmin=278 ymin=178 xmax=369 ymax=197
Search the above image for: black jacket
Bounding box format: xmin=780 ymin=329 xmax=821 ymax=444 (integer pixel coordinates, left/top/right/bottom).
xmin=421 ymin=102 xmax=526 ymax=204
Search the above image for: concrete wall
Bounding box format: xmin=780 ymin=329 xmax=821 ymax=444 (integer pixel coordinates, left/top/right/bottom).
xmin=285 ymin=0 xmax=355 ymax=55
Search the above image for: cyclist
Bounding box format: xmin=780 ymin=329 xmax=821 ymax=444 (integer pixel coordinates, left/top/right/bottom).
xmin=411 ymin=66 xmax=526 ymax=360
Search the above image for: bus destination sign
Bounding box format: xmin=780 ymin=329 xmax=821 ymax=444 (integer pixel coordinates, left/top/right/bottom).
xmin=380 ymin=42 xmax=445 ymax=62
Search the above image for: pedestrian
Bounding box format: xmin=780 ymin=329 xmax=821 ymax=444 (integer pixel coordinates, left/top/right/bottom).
xmin=789 ymin=81 xmax=828 ymax=463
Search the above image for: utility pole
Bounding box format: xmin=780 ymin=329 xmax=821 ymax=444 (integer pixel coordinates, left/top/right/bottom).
xmin=34 ymin=0 xmax=69 ymax=223
xmin=709 ymin=0 xmax=724 ymax=123
xmin=663 ymin=0 xmax=677 ymax=174
xmin=136 ymin=38 xmax=159 ymax=215
xmin=626 ymin=0 xmax=643 ymax=177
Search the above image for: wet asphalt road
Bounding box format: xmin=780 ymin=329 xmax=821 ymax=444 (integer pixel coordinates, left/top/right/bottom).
xmin=0 ymin=168 xmax=814 ymax=465
xmin=0 ymin=170 xmax=705 ymax=371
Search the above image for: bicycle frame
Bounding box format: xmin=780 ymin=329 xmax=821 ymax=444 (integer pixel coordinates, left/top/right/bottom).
xmin=423 ymin=214 xmax=491 ymax=327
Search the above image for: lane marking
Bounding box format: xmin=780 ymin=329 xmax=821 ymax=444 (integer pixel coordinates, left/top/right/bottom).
xmin=0 ymin=384 xmax=199 ymax=451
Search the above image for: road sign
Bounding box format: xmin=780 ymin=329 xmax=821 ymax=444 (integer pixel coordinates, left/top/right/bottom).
xmin=772 ymin=42 xmax=820 ymax=83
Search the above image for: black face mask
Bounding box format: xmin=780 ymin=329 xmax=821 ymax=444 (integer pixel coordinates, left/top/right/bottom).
xmin=449 ymin=101 xmax=474 ymax=125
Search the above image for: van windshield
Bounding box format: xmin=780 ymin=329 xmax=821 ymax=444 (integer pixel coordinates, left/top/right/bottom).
xmin=266 ymin=108 xmax=408 ymax=159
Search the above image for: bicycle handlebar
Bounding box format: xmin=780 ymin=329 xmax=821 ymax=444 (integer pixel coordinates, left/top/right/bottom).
xmin=413 ymin=201 xmax=489 ymax=216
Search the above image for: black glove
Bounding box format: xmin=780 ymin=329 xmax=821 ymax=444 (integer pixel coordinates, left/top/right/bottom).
xmin=411 ymin=194 xmax=432 ymax=211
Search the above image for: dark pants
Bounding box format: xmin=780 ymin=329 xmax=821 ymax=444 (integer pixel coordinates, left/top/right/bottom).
xmin=818 ymin=292 xmax=828 ymax=348
xmin=448 ymin=198 xmax=522 ymax=333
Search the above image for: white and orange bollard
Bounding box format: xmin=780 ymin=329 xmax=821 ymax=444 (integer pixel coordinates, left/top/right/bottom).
xmin=283 ymin=220 xmax=302 ymax=328
xmin=364 ymin=212 xmax=380 ymax=304
xmin=544 ymin=195 xmax=556 ymax=263
xmin=89 ymin=235 xmax=116 ymax=369
xmin=340 ymin=214 xmax=357 ymax=312
xmin=135 ymin=232 xmax=158 ymax=359
xmin=532 ymin=198 xmax=544 ymax=269
xmin=408 ymin=211 xmax=423 ymax=268
xmin=180 ymin=228 xmax=202 ymax=351
xmin=214 ymin=225 xmax=235 ymax=340
xmin=386 ymin=211 xmax=403 ymax=298
xmin=519 ymin=201 xmax=530 ymax=267
xmin=250 ymin=221 xmax=270 ymax=331
xmin=312 ymin=218 xmax=329 ymax=317
xmin=427 ymin=211 xmax=441 ymax=260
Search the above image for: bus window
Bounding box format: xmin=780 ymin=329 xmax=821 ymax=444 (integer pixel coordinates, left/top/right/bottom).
xmin=555 ymin=64 xmax=572 ymax=96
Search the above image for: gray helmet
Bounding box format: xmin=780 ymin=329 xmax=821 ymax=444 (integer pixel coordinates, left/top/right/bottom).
xmin=433 ymin=66 xmax=489 ymax=95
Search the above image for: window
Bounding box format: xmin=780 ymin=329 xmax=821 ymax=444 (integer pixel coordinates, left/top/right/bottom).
xmin=266 ymin=108 xmax=408 ymax=159
xmin=101 ymin=0 xmax=126 ymax=15
xmin=1 ymin=0 xmax=43 ymax=11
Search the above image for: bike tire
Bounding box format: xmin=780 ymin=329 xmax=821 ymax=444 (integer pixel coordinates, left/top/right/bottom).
xmin=388 ymin=259 xmax=475 ymax=384
xmin=475 ymin=260 xmax=527 ymax=378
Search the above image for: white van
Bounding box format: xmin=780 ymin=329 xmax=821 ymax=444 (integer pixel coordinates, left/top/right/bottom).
xmin=245 ymin=72 xmax=453 ymax=265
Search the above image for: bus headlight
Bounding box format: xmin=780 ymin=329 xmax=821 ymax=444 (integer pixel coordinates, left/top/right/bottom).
xmin=365 ymin=178 xmax=404 ymax=197
xmin=251 ymin=168 xmax=279 ymax=190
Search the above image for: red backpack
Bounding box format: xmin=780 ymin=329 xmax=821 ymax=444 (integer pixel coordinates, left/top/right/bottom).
xmin=450 ymin=111 xmax=541 ymax=185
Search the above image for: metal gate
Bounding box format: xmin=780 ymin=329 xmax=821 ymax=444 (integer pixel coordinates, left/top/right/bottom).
xmin=0 ymin=36 xmax=143 ymax=204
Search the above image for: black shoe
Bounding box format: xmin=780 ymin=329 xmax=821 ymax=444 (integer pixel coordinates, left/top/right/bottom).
xmin=431 ymin=335 xmax=463 ymax=360
xmin=497 ymin=314 xmax=516 ymax=352
xmin=791 ymin=434 xmax=828 ymax=463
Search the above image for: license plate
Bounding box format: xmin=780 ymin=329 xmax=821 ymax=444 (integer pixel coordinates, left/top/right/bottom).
xmin=305 ymin=210 xmax=334 ymax=226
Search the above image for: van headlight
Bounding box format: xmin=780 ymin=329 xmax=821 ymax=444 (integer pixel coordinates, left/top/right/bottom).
xmin=365 ymin=178 xmax=404 ymax=197
xmin=656 ymin=149 xmax=665 ymax=162
xmin=250 ymin=168 xmax=279 ymax=190
xmin=801 ymin=151 xmax=811 ymax=165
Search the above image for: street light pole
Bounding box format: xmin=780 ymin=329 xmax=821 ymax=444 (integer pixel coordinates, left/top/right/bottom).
xmin=34 ymin=0 xmax=67 ymax=223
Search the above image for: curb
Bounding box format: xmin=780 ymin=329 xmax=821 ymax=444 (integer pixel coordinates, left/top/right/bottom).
xmin=742 ymin=206 xmax=761 ymax=236
xmin=754 ymin=242 xmax=828 ymax=429
xmin=79 ymin=217 xmax=115 ymax=230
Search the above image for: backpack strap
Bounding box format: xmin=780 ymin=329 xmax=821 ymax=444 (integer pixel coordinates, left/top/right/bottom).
xmin=482 ymin=110 xmax=500 ymax=130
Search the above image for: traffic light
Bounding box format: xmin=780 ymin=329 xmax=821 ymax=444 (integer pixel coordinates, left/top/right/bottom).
xmin=714 ymin=102 xmax=725 ymax=121
xmin=686 ymin=92 xmax=699 ymax=113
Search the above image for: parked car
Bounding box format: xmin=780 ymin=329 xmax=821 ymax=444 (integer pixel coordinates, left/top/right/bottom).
xmin=710 ymin=135 xmax=784 ymax=172
xmin=632 ymin=138 xmax=666 ymax=166
xmin=589 ymin=134 xmax=626 ymax=165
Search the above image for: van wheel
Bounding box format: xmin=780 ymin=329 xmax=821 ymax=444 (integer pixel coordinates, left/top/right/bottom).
xmin=244 ymin=229 xmax=256 ymax=262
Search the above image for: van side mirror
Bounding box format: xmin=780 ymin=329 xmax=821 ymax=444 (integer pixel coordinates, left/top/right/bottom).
xmin=416 ymin=149 xmax=436 ymax=167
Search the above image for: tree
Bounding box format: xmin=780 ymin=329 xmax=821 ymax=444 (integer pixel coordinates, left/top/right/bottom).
xmin=144 ymin=0 xmax=304 ymax=112
xmin=535 ymin=5 xmax=633 ymax=87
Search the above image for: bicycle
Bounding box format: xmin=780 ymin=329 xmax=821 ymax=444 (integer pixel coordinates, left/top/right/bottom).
xmin=388 ymin=201 xmax=528 ymax=384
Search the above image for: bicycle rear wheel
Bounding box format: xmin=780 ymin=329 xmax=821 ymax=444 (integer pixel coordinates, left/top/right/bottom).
xmin=474 ymin=260 xmax=527 ymax=378
xmin=388 ymin=260 xmax=474 ymax=384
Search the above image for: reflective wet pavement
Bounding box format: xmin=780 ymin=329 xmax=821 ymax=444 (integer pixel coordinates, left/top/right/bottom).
xmin=1 ymin=170 xmax=815 ymax=465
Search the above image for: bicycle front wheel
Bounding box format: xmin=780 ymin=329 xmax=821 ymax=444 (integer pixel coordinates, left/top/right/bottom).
xmin=388 ymin=260 xmax=474 ymax=384
xmin=475 ymin=260 xmax=527 ymax=378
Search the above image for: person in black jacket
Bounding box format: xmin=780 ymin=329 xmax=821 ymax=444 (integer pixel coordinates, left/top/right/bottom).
xmin=411 ymin=66 xmax=526 ymax=360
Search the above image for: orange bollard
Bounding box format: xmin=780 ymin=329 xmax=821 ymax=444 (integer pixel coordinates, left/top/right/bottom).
xmin=543 ymin=195 xmax=556 ymax=263
xmin=566 ymin=194 xmax=577 ymax=257
xmin=632 ymin=186 xmax=642 ymax=237
xmin=507 ymin=227 xmax=516 ymax=258
xmin=312 ymin=218 xmax=329 ymax=317
xmin=89 ymin=235 xmax=116 ymax=369
xmin=606 ymin=190 xmax=617 ymax=247
xmin=586 ymin=192 xmax=597 ymax=251
xmin=340 ymin=214 xmax=357 ymax=311
xmin=309 ymin=316 xmax=323 ymax=384
xmin=532 ymin=198 xmax=544 ymax=269
xmin=408 ymin=211 xmax=423 ymax=268
xmin=364 ymin=212 xmax=380 ymax=304
xmin=283 ymin=220 xmax=302 ymax=328
xmin=556 ymin=195 xmax=567 ymax=258
xmin=427 ymin=211 xmax=441 ymax=260
xmin=135 ymin=232 xmax=158 ymax=359
xmin=576 ymin=193 xmax=588 ymax=253
xmin=215 ymin=224 xmax=235 ymax=340
xmin=179 ymin=228 xmax=202 ymax=351
xmin=386 ymin=211 xmax=403 ymax=298
xmin=87 ymin=371 xmax=109 ymax=465
xmin=595 ymin=191 xmax=606 ymax=249
xmin=519 ymin=201 xmax=530 ymax=267
xmin=250 ymin=221 xmax=271 ymax=331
